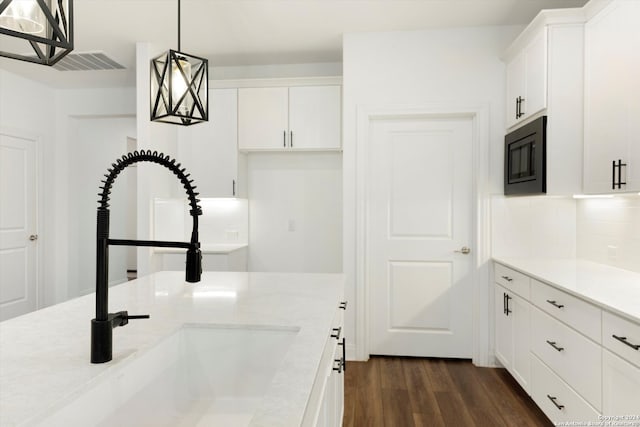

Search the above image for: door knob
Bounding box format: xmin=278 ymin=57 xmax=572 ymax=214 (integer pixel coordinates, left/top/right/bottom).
xmin=454 ymin=246 xmax=471 ymax=254
xmin=29 ymin=234 xmax=38 ymax=241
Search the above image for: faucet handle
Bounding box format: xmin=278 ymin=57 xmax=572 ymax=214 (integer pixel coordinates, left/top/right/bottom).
xmin=111 ymin=311 xmax=150 ymax=327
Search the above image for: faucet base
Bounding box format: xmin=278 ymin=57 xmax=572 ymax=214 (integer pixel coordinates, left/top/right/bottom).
xmin=90 ymin=318 xmax=113 ymax=363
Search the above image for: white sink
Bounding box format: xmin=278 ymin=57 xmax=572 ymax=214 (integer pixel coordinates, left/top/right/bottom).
xmin=39 ymin=325 xmax=298 ymax=427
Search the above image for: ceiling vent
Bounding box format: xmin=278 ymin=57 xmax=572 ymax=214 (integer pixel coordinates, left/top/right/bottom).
xmin=50 ymin=52 xmax=126 ymax=71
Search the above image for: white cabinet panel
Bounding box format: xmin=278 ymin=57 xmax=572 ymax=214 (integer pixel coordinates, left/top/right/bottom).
xmin=238 ymin=87 xmax=289 ymax=150
xmin=178 ymin=88 xmax=245 ymax=197
xmin=505 ymin=27 xmax=547 ymax=128
xmin=602 ymin=350 xmax=640 ymax=416
xmin=495 ymin=263 xmax=530 ymax=299
xmin=531 ymin=353 xmax=600 ymax=424
xmin=584 ymin=0 xmax=640 ymax=193
xmin=289 ymin=86 xmax=341 ymax=150
xmin=238 ymin=85 xmax=341 ymax=151
xmin=531 ymin=307 xmax=602 ymax=411
xmin=495 ymin=283 xmax=530 ymax=393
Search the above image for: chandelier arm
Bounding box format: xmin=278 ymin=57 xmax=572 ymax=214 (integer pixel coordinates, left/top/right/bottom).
xmin=177 ymin=0 xmax=181 ymax=51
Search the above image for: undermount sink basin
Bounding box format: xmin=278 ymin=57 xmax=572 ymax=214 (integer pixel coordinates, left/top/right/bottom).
xmin=39 ymin=325 xmax=298 ymax=427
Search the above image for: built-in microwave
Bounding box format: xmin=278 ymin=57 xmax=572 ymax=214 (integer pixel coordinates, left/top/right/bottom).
xmin=504 ymin=116 xmax=547 ymax=196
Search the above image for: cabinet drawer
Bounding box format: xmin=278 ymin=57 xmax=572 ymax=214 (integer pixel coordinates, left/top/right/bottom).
xmin=602 ymin=349 xmax=640 ymax=415
xmin=602 ymin=311 xmax=640 ymax=368
xmin=531 ymin=307 xmax=602 ymax=411
xmin=531 ymin=354 xmax=600 ymax=424
xmin=531 ymin=279 xmax=601 ymax=343
xmin=495 ymin=264 xmax=530 ymax=299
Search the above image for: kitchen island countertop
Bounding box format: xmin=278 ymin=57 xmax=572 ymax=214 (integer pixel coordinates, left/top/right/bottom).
xmin=0 ymin=271 xmax=345 ymax=426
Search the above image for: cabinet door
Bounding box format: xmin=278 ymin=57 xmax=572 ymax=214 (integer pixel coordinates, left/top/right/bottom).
xmin=603 ymin=349 xmax=640 ymax=415
xmin=505 ymin=53 xmax=526 ymax=128
xmin=177 ymin=88 xmax=239 ymax=197
xmin=289 ymin=86 xmax=341 ymax=150
xmin=511 ymin=293 xmax=531 ymax=392
xmin=523 ymin=28 xmax=547 ymax=120
xmin=495 ymin=285 xmax=513 ymax=369
xmin=584 ymin=1 xmax=640 ymax=193
xmin=238 ymin=87 xmax=289 ymax=150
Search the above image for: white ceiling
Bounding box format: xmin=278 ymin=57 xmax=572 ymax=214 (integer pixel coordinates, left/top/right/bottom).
xmin=0 ymin=0 xmax=588 ymax=89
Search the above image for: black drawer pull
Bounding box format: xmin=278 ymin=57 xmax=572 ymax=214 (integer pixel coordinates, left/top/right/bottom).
xmin=546 ymin=340 xmax=564 ymax=352
xmin=333 ymin=357 xmax=344 ymax=373
xmin=339 ymin=301 xmax=348 ymax=310
xmin=546 ymin=300 xmax=565 ymax=309
xmin=331 ymin=326 xmax=342 ymax=340
xmin=547 ymin=395 xmax=565 ymax=410
xmin=505 ymin=293 xmax=512 ymax=316
xmin=501 ymin=275 xmax=513 ymax=282
xmin=612 ymin=335 xmax=640 ymax=351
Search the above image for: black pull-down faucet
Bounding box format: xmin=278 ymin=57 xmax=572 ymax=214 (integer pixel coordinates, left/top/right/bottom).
xmin=91 ymin=150 xmax=202 ymax=364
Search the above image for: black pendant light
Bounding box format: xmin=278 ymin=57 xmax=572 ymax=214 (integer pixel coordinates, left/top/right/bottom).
xmin=0 ymin=0 xmax=73 ymax=65
xmin=150 ymin=0 xmax=208 ymax=126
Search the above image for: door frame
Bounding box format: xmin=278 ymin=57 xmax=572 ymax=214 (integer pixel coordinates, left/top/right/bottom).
xmin=354 ymin=104 xmax=492 ymax=366
xmin=0 ymin=127 xmax=44 ymax=311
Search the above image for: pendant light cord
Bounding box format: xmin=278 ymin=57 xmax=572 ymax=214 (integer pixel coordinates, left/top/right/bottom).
xmin=177 ymin=0 xmax=181 ymax=51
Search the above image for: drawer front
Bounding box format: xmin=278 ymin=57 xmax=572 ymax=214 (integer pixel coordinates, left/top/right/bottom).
xmin=602 ymin=311 xmax=640 ymax=368
xmin=495 ymin=263 xmax=530 ymax=299
xmin=602 ymin=349 xmax=640 ymax=415
xmin=531 ymin=354 xmax=600 ymax=424
xmin=531 ymin=279 xmax=602 ymax=343
xmin=531 ymin=307 xmax=602 ymax=411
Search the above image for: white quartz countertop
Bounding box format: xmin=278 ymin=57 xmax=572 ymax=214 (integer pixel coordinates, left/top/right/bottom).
xmin=493 ymin=257 xmax=640 ymax=323
xmin=0 ymin=271 xmax=345 ymax=427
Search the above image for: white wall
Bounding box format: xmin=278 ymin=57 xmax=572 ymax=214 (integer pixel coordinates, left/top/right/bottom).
xmin=342 ymin=25 xmax=522 ymax=360
xmin=68 ymin=117 xmax=136 ymax=296
xmin=248 ymin=152 xmax=342 ymax=273
xmin=0 ymin=69 xmax=56 ymax=306
xmin=577 ymin=196 xmax=640 ymax=273
xmin=491 ymin=195 xmax=577 ymax=259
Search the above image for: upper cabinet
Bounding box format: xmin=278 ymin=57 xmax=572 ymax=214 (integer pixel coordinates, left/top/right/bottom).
xmin=505 ymin=28 xmax=548 ymax=129
xmin=238 ymin=85 xmax=341 ymax=151
xmin=178 ymin=88 xmax=247 ymax=198
xmin=503 ymin=11 xmax=585 ymax=195
xmin=583 ymin=0 xmax=640 ymax=194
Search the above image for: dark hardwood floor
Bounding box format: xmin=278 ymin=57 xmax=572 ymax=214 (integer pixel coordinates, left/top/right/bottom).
xmin=343 ymin=356 xmax=552 ymax=427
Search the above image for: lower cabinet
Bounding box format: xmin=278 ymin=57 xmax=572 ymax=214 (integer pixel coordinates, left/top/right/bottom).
xmin=303 ymin=301 xmax=346 ymax=427
xmin=602 ymin=350 xmax=640 ymax=415
xmin=494 ymin=284 xmax=531 ymax=392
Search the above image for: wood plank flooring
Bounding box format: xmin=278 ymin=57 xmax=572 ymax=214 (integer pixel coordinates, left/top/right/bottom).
xmin=343 ymin=356 xmax=552 ymax=427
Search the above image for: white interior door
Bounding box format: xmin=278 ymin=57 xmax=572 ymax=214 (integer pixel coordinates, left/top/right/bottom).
xmin=0 ymin=133 xmax=38 ymax=321
xmin=368 ymin=117 xmax=473 ymax=358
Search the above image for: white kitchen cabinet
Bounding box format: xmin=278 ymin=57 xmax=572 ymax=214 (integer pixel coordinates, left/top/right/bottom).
xmin=495 ymin=283 xmax=531 ymax=393
xmin=502 ymin=10 xmax=585 ymax=195
xmin=584 ymin=0 xmax=640 ymax=193
xmin=178 ymin=88 xmax=247 ymax=197
xmin=238 ymin=85 xmax=341 ymax=151
xmin=505 ymin=28 xmax=547 ymax=128
xmin=302 ymin=301 xmax=346 ymax=427
xmin=602 ymin=350 xmax=640 ymax=416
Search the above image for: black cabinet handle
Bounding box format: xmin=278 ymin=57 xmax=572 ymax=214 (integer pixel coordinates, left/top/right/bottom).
xmin=612 ymin=159 xmax=628 ymax=189
xmin=546 ymin=340 xmax=564 ymax=352
xmin=290 ymin=131 xmax=293 ymax=147
xmin=283 ymin=130 xmax=286 ymax=147
xmin=339 ymin=301 xmax=348 ymax=310
xmin=547 ymin=395 xmax=565 ymax=410
xmin=333 ymin=357 xmax=344 ymax=373
xmin=515 ymin=97 xmax=519 ymax=120
xmin=232 ymin=179 xmax=236 ymax=196
xmin=503 ymin=292 xmax=507 ymax=315
xmin=331 ymin=326 xmax=342 ymax=340
xmin=546 ymin=300 xmax=564 ymax=309
xmin=518 ymin=96 xmax=525 ymax=118
xmin=504 ymin=293 xmax=512 ymax=316
xmin=338 ymin=337 xmax=346 ymax=372
xmin=501 ymin=275 xmax=513 ymax=282
xmin=612 ymin=334 xmax=640 ymax=351
xmin=612 ymin=160 xmax=616 ymax=190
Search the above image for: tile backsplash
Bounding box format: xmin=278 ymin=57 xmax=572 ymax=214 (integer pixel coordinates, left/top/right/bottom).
xmin=577 ymin=197 xmax=640 ymax=273
xmin=491 ymin=194 xmax=640 ymax=274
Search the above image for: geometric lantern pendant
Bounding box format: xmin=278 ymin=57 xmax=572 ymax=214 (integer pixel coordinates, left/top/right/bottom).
xmin=150 ymin=49 xmax=208 ymax=125
xmin=0 ymin=0 xmax=73 ymax=66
